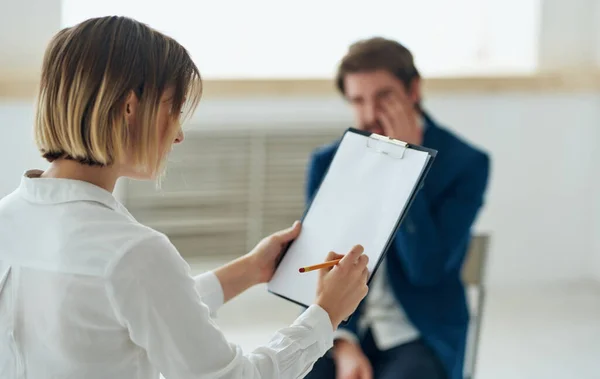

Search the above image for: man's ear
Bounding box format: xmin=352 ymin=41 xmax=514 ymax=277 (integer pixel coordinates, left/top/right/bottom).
xmin=408 ymin=77 xmax=421 ymax=107
xmin=124 ymin=90 xmax=138 ymax=125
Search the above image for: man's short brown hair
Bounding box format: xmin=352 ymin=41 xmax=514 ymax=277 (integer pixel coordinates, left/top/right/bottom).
xmin=335 ymin=37 xmax=420 ymax=95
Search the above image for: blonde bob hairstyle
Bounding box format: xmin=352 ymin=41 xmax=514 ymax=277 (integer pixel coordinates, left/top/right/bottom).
xmin=34 ymin=16 xmax=202 ymax=176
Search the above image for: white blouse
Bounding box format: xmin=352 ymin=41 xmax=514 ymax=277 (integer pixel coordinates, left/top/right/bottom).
xmin=0 ymin=170 xmax=333 ymax=379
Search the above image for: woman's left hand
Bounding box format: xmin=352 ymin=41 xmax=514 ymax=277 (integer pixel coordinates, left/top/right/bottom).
xmin=247 ymin=221 xmax=302 ymax=284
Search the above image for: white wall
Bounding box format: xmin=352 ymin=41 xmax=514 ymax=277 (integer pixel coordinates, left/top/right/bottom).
xmin=592 ymin=0 xmax=600 ymax=284
xmin=0 ymin=102 xmax=130 ymax=202
xmin=0 ymin=0 xmax=59 ymax=196
xmin=0 ymin=0 xmax=61 ymax=77
xmin=0 ymin=102 xmax=48 ymax=197
xmin=538 ymin=0 xmax=599 ymax=70
xmin=425 ymin=93 xmax=600 ymax=287
xmin=594 ymin=135 xmax=600 ymax=282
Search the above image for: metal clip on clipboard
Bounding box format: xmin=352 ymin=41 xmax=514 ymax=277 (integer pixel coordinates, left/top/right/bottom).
xmin=366 ymin=133 xmax=408 ymax=159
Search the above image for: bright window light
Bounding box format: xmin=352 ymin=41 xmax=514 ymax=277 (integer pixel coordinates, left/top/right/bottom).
xmin=61 ymin=0 xmax=541 ymax=79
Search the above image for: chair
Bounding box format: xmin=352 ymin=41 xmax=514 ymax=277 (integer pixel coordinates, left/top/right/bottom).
xmin=461 ymin=234 xmax=490 ymax=379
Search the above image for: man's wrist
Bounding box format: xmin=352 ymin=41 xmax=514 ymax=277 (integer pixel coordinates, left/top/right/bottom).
xmin=333 ymin=329 xmax=360 ymax=347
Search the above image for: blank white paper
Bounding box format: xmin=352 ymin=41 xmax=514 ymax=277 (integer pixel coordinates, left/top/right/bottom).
xmin=267 ymin=131 xmax=430 ymax=307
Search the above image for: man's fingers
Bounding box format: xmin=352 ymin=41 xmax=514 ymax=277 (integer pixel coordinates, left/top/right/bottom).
xmin=379 ymin=92 xmax=417 ymax=134
xmin=383 ymin=98 xmax=408 ymax=128
xmin=377 ymin=108 xmax=394 ymax=134
xmin=386 ymin=89 xmax=410 ymax=109
xmin=340 ymin=370 xmax=361 ymax=379
xmin=382 ymin=94 xmax=403 ymax=114
xmin=384 ymin=94 xmax=418 ymax=130
xmin=361 ymin=365 xmax=374 ymax=379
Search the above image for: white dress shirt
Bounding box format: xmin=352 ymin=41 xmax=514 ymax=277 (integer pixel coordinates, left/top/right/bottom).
xmin=359 ymin=259 xmax=419 ymax=349
xmin=0 ymin=170 xmax=333 ymax=379
xmin=334 ymin=259 xmax=419 ymax=350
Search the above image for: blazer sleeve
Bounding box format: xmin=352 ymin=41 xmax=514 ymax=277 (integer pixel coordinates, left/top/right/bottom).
xmin=392 ymin=152 xmax=490 ymax=286
xmin=305 ymin=150 xmax=329 ymax=204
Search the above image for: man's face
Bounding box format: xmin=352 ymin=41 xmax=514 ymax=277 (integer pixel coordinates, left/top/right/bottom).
xmin=343 ymin=69 xmax=420 ymax=136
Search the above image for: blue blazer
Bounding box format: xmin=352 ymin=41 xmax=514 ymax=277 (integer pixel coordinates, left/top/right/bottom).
xmin=305 ymin=111 xmax=490 ymax=379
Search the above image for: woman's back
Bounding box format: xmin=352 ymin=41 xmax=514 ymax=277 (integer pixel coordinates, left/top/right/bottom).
xmin=0 ymin=15 xmax=370 ymax=378
xmin=0 ymin=170 xmax=346 ymax=379
xmin=0 ymin=170 xmax=161 ymax=378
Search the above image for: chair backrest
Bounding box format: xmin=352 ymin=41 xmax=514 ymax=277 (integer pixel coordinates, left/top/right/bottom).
xmin=462 ymin=233 xmax=490 ymax=379
xmin=461 ymin=234 xmax=490 ymax=286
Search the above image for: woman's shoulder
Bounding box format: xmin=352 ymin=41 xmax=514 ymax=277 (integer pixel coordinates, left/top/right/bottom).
xmin=64 ymin=204 xmax=177 ymax=276
xmin=103 ymin=224 xmax=190 ymax=293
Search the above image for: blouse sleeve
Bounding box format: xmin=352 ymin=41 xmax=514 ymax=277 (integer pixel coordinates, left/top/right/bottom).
xmin=193 ymin=271 xmax=224 ymax=316
xmin=105 ymin=234 xmax=333 ymax=379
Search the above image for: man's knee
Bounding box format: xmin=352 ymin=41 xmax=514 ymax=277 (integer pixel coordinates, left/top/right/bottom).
xmin=378 ymin=341 xmax=446 ymax=379
xmin=380 ymin=361 xmax=444 ymax=379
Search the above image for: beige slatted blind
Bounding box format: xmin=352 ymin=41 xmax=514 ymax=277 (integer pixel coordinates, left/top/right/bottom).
xmin=123 ymin=127 xmax=342 ymax=259
xmin=124 ymin=130 xmax=251 ymax=258
xmin=262 ymin=131 xmax=339 ymax=236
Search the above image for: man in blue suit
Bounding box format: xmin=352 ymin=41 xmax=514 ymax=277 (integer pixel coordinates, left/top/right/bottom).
xmin=304 ymin=37 xmax=490 ymax=379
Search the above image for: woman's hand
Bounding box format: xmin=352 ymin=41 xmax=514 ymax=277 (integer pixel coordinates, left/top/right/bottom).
xmin=315 ymin=247 xmax=369 ymax=328
xmin=213 ymin=221 xmax=301 ymax=303
xmin=247 ymin=221 xmax=302 ymax=284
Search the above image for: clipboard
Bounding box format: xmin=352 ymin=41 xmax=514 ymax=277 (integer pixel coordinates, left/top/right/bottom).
xmin=267 ymin=127 xmax=437 ymax=312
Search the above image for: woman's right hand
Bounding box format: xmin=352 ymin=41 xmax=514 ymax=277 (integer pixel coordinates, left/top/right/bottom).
xmin=315 ymin=245 xmax=369 ymax=328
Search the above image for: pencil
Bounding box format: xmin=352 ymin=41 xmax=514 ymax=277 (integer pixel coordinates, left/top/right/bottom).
xmin=299 ymin=258 xmax=342 ymax=273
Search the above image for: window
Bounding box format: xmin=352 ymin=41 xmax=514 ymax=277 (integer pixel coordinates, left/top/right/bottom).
xmin=61 ymin=0 xmax=541 ymax=79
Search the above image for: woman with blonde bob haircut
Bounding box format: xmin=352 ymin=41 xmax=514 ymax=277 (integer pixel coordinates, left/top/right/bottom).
xmin=0 ymin=16 xmax=369 ymax=379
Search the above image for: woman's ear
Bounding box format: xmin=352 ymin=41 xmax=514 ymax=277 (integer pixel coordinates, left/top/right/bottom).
xmin=124 ymin=90 xmax=138 ymax=125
